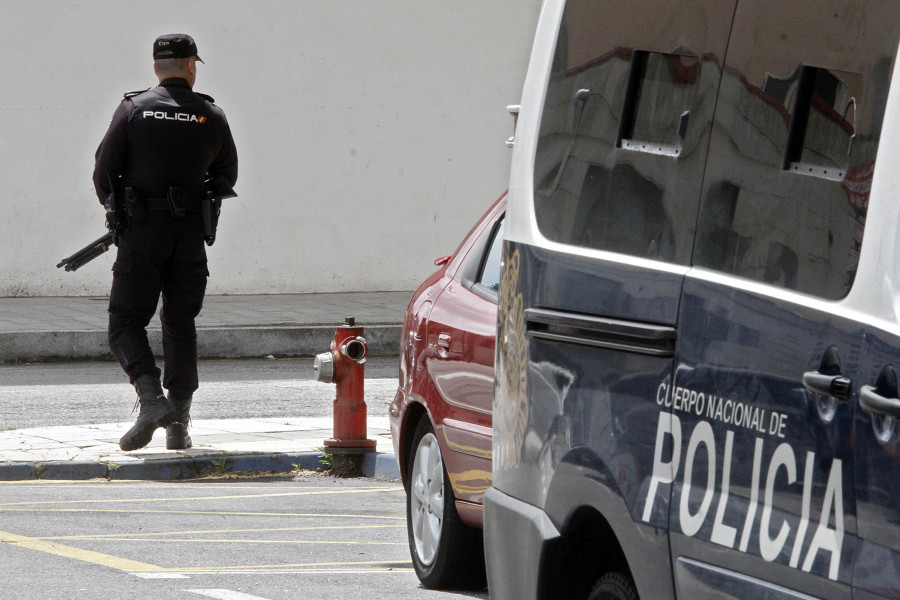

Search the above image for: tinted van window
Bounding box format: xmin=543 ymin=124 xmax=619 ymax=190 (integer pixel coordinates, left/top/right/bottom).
xmin=532 ymin=0 xmax=725 ymax=264
xmin=693 ymin=3 xmax=898 ymax=298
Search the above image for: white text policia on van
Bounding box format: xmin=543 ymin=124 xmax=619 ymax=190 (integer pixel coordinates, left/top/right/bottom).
xmin=643 ymin=384 xmax=845 ymax=582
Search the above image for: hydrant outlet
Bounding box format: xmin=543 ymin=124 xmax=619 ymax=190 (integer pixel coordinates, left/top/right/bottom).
xmin=313 ymin=351 xmax=335 ymax=383
xmin=341 ymin=336 xmax=368 ymax=364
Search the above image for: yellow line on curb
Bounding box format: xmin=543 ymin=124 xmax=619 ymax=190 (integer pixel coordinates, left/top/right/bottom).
xmin=0 ymin=529 xmax=162 ymax=572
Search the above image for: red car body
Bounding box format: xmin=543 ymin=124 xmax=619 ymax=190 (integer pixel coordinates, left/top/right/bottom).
xmin=390 ymin=192 xmax=506 ymax=529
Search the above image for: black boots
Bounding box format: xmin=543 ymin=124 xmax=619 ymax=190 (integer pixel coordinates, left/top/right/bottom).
xmin=165 ymin=396 xmax=192 ymax=450
xmin=119 ymin=375 xmax=174 ymax=451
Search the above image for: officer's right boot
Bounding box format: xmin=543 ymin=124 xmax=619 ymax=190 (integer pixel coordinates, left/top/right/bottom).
xmin=165 ymin=396 xmax=192 ymax=450
xmin=119 ymin=375 xmax=174 ymax=451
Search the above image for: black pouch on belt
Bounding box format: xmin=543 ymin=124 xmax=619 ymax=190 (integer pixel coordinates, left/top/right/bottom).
xmin=167 ymin=186 xmax=189 ymax=219
xmin=125 ymin=187 xmax=147 ymax=224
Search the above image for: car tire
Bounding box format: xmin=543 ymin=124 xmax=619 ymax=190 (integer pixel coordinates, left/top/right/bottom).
xmin=588 ymin=572 xmax=639 ymax=600
xmin=406 ymin=418 xmax=486 ymax=590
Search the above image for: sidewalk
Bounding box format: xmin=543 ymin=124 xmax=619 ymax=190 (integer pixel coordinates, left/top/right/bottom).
xmin=0 ymin=417 xmax=400 ymax=481
xmin=0 ymin=292 xmax=411 ymax=481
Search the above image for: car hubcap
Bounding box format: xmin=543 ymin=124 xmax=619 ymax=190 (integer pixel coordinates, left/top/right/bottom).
xmin=411 ymin=432 xmax=444 ymax=566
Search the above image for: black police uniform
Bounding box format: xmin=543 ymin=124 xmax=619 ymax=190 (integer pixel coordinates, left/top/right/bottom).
xmin=93 ymin=75 xmax=237 ymax=423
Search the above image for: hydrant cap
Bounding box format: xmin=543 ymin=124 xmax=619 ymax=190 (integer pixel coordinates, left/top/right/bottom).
xmin=313 ymin=351 xmax=335 ymax=383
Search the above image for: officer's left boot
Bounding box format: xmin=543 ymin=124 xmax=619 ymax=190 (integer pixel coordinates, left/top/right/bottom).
xmin=165 ymin=395 xmax=192 ymax=450
xmin=119 ymin=375 xmax=175 ymax=451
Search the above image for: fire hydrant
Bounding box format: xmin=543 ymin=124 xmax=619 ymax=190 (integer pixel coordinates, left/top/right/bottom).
xmin=314 ymin=317 xmax=377 ymax=469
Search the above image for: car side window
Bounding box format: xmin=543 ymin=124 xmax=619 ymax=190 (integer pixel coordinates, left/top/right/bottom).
xmin=476 ymin=218 xmax=505 ymax=296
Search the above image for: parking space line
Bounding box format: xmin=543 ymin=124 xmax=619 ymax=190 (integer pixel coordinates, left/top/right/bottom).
xmin=187 ymin=590 xmax=273 ymax=600
xmin=132 ymin=569 xmax=415 ymax=577
xmin=0 ymin=529 xmax=162 ymax=573
xmin=43 ymin=538 xmax=407 ymax=546
xmin=1 ymin=508 xmax=404 ymax=519
xmin=0 ymin=487 xmax=402 ymax=507
xmin=1 ymin=527 xmax=412 ymax=575
xmin=45 ymin=524 xmax=404 ymax=540
xmin=175 ymin=560 xmax=412 ymax=571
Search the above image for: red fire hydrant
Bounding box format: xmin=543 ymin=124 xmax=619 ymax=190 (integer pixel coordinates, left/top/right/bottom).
xmin=314 ymin=317 xmax=377 ymax=466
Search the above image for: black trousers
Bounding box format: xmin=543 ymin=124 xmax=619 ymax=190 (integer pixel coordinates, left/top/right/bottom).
xmin=108 ymin=211 xmax=208 ymax=399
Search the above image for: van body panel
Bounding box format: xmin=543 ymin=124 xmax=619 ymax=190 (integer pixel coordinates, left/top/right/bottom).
xmin=670 ymin=277 xmax=862 ymax=598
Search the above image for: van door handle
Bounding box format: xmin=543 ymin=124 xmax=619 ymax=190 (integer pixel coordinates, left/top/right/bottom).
xmin=860 ymin=364 xmax=900 ymax=418
xmin=802 ymin=345 xmax=851 ymax=401
xmin=859 ymin=385 xmax=900 ymax=418
xmin=802 ymin=372 xmax=852 ymax=401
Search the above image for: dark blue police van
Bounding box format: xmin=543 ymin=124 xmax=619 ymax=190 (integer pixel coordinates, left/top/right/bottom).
xmin=485 ymin=1 xmax=900 ymax=598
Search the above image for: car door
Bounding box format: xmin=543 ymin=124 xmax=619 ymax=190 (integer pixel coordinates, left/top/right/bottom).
xmin=667 ymin=1 xmax=900 ymax=597
xmin=425 ymin=199 xmax=505 ymax=509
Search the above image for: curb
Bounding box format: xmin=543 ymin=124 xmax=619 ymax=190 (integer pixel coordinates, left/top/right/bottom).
xmin=0 ymin=451 xmax=401 ymax=482
xmin=0 ymin=324 xmax=401 ymax=363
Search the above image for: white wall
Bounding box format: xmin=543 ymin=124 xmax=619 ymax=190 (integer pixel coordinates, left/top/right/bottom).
xmin=0 ymin=0 xmax=541 ymax=297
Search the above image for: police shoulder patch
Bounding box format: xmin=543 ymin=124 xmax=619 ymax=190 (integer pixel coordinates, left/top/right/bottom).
xmin=123 ymin=88 xmax=151 ymax=99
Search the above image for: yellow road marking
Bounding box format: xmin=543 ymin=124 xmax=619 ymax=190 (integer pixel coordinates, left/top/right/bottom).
xmin=45 ymin=524 xmax=404 ymax=540
xmin=0 ymin=529 xmax=411 ymax=574
xmin=0 ymin=529 xmax=162 ymax=572
xmin=0 ymin=508 xmax=404 ymax=519
xmin=0 ymin=487 xmax=402 ymax=507
xmin=41 ymin=538 xmax=407 ymax=546
xmin=172 ymin=560 xmax=412 ymax=572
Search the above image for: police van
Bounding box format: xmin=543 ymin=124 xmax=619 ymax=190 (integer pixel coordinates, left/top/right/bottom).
xmin=484 ymin=0 xmax=900 ymax=598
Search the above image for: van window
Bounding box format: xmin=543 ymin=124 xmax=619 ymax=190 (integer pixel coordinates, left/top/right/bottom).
xmin=693 ymin=2 xmax=894 ymax=299
xmin=532 ymin=0 xmax=722 ymax=265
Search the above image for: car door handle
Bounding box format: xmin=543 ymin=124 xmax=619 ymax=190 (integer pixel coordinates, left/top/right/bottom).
xmin=859 ymin=385 xmax=900 ymax=418
xmin=437 ymin=333 xmax=451 ymax=357
xmin=802 ymin=372 xmax=852 ymax=401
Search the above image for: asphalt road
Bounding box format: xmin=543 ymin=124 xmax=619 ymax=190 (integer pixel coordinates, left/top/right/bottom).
xmin=0 ymin=358 xmax=399 ymax=430
xmin=0 ymin=474 xmax=490 ymax=600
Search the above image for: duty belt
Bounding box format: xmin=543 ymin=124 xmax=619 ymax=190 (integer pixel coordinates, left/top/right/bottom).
xmin=145 ymin=196 xmax=202 ymax=214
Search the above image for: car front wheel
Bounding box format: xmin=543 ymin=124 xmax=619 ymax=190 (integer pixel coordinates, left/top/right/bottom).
xmin=406 ymin=418 xmax=485 ymax=589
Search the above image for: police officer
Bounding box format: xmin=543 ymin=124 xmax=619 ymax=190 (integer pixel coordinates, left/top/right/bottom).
xmin=93 ymin=34 xmax=238 ymax=451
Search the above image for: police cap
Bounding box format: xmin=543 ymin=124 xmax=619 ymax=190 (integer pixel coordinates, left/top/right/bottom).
xmin=153 ymin=34 xmax=204 ymax=63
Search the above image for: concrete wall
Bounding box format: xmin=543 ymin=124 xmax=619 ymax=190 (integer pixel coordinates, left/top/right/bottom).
xmin=0 ymin=0 xmax=541 ymax=297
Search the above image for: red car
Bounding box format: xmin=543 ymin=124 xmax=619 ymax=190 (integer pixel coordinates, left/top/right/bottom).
xmin=390 ymin=192 xmax=506 ymax=590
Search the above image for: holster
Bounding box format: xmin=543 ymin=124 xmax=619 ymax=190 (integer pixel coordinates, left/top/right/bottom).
xmin=125 ymin=187 xmax=147 ymax=224
xmin=104 ymin=190 xmax=128 ymax=238
xmin=201 ymin=192 xmax=222 ymax=246
xmin=167 ymin=186 xmax=190 ymax=219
